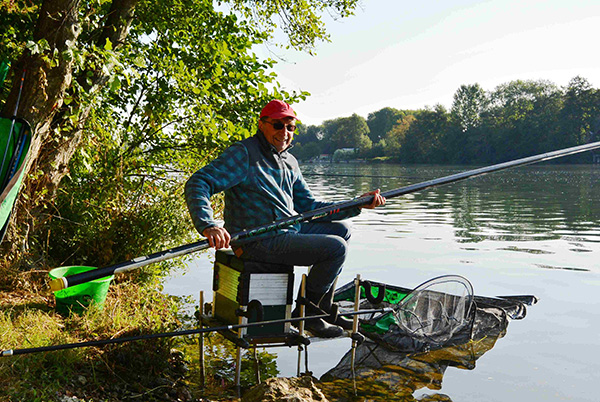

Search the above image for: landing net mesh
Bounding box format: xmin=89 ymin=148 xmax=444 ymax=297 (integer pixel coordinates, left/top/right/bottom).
xmin=391 ymin=275 xmax=474 ymax=345
xmin=335 ymin=275 xmax=475 ymax=351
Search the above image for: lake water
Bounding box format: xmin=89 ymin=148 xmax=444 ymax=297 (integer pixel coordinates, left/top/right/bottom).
xmin=164 ymin=163 xmax=600 ymax=401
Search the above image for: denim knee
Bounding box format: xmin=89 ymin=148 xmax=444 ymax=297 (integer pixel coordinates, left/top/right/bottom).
xmin=330 ymin=235 xmax=349 ymax=262
xmin=300 ymin=221 xmax=352 ymax=242
xmin=335 ymin=221 xmax=352 ymax=242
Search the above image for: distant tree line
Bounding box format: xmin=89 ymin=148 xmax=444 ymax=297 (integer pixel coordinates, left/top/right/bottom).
xmin=290 ymin=76 xmax=600 ymax=164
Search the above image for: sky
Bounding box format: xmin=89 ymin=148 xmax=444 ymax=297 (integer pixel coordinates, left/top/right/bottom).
xmin=256 ymin=0 xmax=600 ymax=126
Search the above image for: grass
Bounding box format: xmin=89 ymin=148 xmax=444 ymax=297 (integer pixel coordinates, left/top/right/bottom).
xmin=0 ymin=271 xmax=280 ymax=401
xmin=0 ymin=280 xmax=180 ymax=400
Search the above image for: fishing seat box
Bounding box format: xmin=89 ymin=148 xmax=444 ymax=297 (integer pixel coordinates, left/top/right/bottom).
xmin=212 ymin=249 xmax=294 ymax=339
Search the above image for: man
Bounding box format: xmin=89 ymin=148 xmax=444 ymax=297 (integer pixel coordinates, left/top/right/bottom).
xmin=185 ymin=99 xmax=385 ymax=338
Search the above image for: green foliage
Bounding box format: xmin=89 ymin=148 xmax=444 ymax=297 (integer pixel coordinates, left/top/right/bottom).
xmin=385 ymin=114 xmax=416 ymax=157
xmin=0 ymin=277 xmax=277 ymax=401
xmin=294 ymin=123 xmax=322 ymax=145
xmin=290 ymin=141 xmax=322 ymax=161
xmin=0 ymin=0 xmax=360 ymax=274
xmin=323 ymin=113 xmax=371 ymax=150
xmin=451 ymin=83 xmax=487 ymax=132
xmin=319 ymin=118 xmax=343 ymax=154
xmin=0 ymin=0 xmax=38 ymax=100
xmin=399 ymin=104 xmax=450 ymax=163
xmin=44 ymin=0 xmax=311 ymax=272
xmin=367 ymin=107 xmax=404 ymax=143
xmin=300 ymin=77 xmax=599 ymax=165
xmin=0 ymin=1 xmax=38 ymax=60
xmin=332 ymin=148 xmax=356 ymax=162
xmin=227 ymin=0 xmax=359 ymax=52
xmin=362 ymin=139 xmax=387 ymax=160
xmin=560 ymin=76 xmax=600 ymax=148
xmin=0 ymin=2 xmax=358 ymax=396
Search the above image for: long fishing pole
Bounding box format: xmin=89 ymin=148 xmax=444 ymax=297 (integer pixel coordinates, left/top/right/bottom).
xmin=50 ymin=140 xmax=600 ymax=291
xmin=0 ymin=307 xmax=391 ymax=357
xmin=304 ymin=173 xmax=418 ymax=179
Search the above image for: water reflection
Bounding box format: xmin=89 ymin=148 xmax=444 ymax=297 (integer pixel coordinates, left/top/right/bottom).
xmin=319 ymin=335 xmax=502 ymax=402
xmin=314 ymin=275 xmax=535 ymax=401
xmin=534 ymin=263 xmax=589 ymax=272
xmin=302 ymin=164 xmax=600 ymax=273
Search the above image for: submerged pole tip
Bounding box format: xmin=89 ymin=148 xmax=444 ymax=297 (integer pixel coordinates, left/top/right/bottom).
xmin=49 ymin=277 xmax=68 ymax=292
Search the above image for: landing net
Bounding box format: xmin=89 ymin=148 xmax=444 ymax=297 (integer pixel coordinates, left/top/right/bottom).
xmin=335 ymin=275 xmax=476 ymax=351
xmin=391 ymin=275 xmax=474 ymax=345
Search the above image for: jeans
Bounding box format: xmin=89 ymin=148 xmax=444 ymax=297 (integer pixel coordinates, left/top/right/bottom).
xmin=238 ymin=221 xmax=351 ymax=298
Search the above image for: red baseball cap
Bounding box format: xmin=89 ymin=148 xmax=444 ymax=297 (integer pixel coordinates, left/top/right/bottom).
xmin=260 ymin=99 xmax=297 ymax=119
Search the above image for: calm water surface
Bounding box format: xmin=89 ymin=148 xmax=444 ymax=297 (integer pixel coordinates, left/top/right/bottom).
xmin=164 ymin=163 xmax=600 ymax=401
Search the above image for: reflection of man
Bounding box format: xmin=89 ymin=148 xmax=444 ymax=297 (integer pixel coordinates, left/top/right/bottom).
xmin=185 ymin=99 xmax=385 ymax=338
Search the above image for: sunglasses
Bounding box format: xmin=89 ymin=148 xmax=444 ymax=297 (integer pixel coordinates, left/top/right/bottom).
xmin=263 ymin=120 xmax=297 ymax=132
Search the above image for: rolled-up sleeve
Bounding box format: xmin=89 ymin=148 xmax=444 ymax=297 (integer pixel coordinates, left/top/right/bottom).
xmin=185 ymin=144 xmax=248 ymax=235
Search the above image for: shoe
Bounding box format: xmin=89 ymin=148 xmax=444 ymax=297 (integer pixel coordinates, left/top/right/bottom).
xmin=319 ymin=279 xmax=354 ymax=331
xmin=292 ymin=296 xmax=344 ymax=339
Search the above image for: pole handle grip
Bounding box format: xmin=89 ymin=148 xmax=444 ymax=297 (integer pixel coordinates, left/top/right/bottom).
xmin=49 ymin=277 xmax=67 ymax=292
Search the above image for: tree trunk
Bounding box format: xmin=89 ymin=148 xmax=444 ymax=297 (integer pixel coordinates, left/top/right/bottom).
xmin=0 ymin=0 xmax=138 ymax=270
xmin=0 ymin=0 xmax=81 ymax=265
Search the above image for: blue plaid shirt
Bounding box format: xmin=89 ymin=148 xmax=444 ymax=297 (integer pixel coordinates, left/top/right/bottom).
xmin=185 ymin=132 xmax=361 ymax=244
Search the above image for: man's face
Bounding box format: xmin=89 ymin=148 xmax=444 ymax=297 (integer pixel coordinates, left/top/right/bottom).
xmin=258 ymin=116 xmax=296 ymax=152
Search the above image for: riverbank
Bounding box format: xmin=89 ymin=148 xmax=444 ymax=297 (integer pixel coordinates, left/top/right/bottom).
xmin=0 ymin=268 xmax=342 ymax=401
xmin=0 ymin=270 xmax=210 ymax=401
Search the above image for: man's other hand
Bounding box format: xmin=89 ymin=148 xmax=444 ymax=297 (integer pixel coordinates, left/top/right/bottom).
xmin=360 ymin=189 xmax=386 ymax=209
xmin=202 ymin=226 xmax=231 ymax=249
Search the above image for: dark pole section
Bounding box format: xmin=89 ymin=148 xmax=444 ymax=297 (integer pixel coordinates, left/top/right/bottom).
xmin=50 ymin=140 xmax=600 ymax=291
xmin=51 ymin=239 xmax=211 ymax=290
xmin=1 ymin=308 xmax=391 ymax=357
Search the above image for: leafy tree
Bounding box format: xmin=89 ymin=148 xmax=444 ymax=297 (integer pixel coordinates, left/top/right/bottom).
xmin=445 ymin=84 xmax=491 ymax=163
xmin=385 ymin=113 xmax=416 ymax=158
xmin=329 ymin=113 xmax=371 ymax=150
xmin=485 ymin=79 xmax=562 ymax=160
xmin=293 ymin=123 xmax=321 ymax=146
xmin=290 ymin=142 xmax=322 ymax=161
xmin=0 ymin=0 xmax=360 ymax=270
xmin=291 ymin=77 xmax=599 ymax=166
xmin=227 ymin=0 xmax=358 ymax=53
xmin=559 ymin=76 xmax=600 ymax=148
xmin=303 ymin=142 xmax=323 ymax=160
xmin=312 ymin=118 xmax=334 ymax=154
xmin=332 ymin=148 xmax=356 ymax=162
xmin=399 ymin=105 xmax=449 ymax=163
xmin=320 ymin=118 xmax=341 ymax=134
xmin=450 ymin=83 xmax=488 ymax=132
xmin=46 ymin=1 xmax=290 ymax=270
xmin=308 ymin=78 xmax=599 ymax=165
xmin=367 ymin=107 xmax=404 ymax=143
xmin=361 ymin=139 xmax=386 ymax=159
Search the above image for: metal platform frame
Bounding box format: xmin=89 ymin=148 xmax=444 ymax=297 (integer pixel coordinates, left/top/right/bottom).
xmin=196 ymin=273 xmax=365 ymax=397
xmin=196 ymin=274 xmax=313 ymax=395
